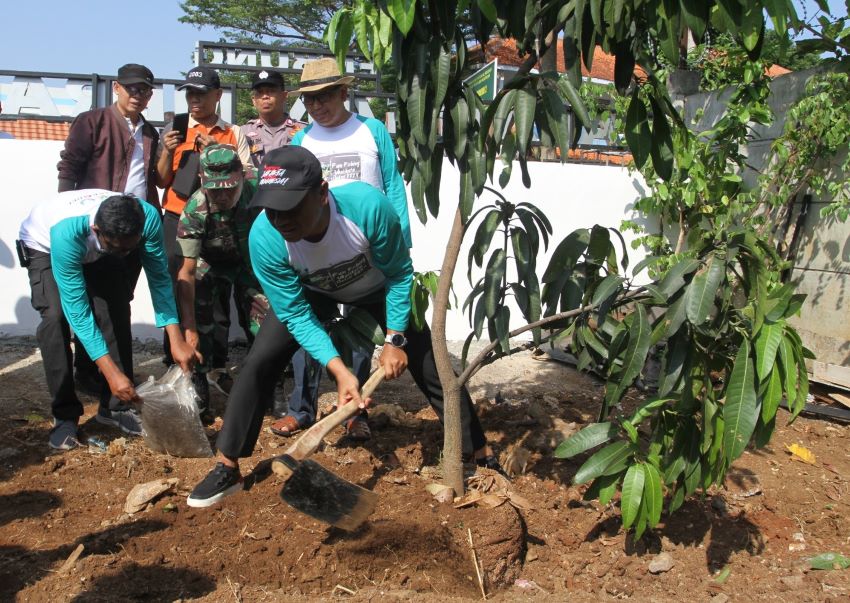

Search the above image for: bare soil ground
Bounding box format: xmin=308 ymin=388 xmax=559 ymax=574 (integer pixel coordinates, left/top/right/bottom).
xmin=1 ymin=336 xmax=849 ymax=602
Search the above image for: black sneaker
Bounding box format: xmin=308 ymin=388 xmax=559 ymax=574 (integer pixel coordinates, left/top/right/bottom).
xmin=186 ymin=463 xmax=243 ymax=508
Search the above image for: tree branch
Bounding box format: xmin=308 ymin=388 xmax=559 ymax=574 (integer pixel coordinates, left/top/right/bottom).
xmin=457 ymin=288 xmax=648 ymax=385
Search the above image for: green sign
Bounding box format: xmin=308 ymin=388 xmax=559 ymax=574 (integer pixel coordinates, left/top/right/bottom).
xmin=464 ymin=59 xmax=498 ymax=102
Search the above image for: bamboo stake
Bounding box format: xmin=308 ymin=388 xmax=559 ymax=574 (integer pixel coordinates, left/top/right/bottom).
xmin=468 ymin=528 xmax=487 ymax=600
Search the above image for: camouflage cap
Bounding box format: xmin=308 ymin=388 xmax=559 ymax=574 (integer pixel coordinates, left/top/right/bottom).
xmin=200 ymin=144 xmax=243 ymax=189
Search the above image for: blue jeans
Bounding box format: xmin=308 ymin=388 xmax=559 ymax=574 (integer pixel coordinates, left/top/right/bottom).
xmin=285 ymin=343 xmax=371 ymax=426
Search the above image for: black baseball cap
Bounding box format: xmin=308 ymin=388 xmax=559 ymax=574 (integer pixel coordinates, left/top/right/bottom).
xmin=178 ymin=66 xmax=221 ymax=92
xmin=250 ymin=146 xmax=324 ymax=211
xmin=251 ymin=70 xmax=286 ymax=90
xmin=117 ymin=64 xmax=154 ymax=87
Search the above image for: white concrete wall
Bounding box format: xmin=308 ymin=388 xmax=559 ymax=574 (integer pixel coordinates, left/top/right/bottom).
xmin=0 ymin=138 xmax=647 ymax=341
xmin=409 ymin=158 xmax=650 ymax=340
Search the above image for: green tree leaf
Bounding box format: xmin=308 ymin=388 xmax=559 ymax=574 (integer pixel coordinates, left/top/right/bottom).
xmin=591 ymin=275 xmax=624 ymax=307
xmin=542 ymin=229 xmax=589 ymax=283
xmin=625 ymin=91 xmax=651 ymax=169
xmin=723 ymin=339 xmax=758 ymax=462
xmin=686 ymin=255 xmax=725 ymax=325
xmin=606 ymin=304 xmax=652 ymax=410
xmin=557 ymin=77 xmax=592 ymax=129
xmin=353 ymin=2 xmax=373 ymax=62
xmin=469 ymin=209 xmax=502 ymax=270
xmin=514 ymin=87 xmax=537 ymax=158
xmin=755 ymin=321 xmax=783 ymax=381
xmin=761 ymin=367 xmax=783 ymax=424
xmin=343 ymin=307 xmax=384 ymax=346
xmin=554 ymin=421 xmax=619 ymax=458
xmin=573 ymin=441 xmax=637 ymax=484
xmin=386 ymin=0 xmax=416 ymax=35
xmin=484 ymin=249 xmax=507 ymax=319
xmin=614 ymin=46 xmax=635 ymax=95
xmin=658 ymin=258 xmax=700 ymax=298
xmin=649 ymin=96 xmax=674 ymax=181
xmin=643 ymin=462 xmax=663 ymax=526
xmin=621 ymin=463 xmax=645 ymax=529
xmin=658 ymin=327 xmax=689 ymax=396
xmin=585 ymin=472 xmax=622 ymax=505
xmin=629 ymin=397 xmax=672 ymax=426
xmin=448 ymin=95 xmax=469 ymax=159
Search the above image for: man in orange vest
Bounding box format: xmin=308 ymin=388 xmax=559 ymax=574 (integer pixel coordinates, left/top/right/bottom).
xmin=156 ymin=66 xmax=251 ymax=368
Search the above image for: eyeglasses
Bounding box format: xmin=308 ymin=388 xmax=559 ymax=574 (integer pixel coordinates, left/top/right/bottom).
xmin=301 ymin=87 xmax=340 ymax=107
xmin=123 ymin=84 xmax=153 ymax=98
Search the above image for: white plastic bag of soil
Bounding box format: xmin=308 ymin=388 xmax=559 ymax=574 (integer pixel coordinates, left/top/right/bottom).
xmin=136 ymin=366 xmax=213 ymax=458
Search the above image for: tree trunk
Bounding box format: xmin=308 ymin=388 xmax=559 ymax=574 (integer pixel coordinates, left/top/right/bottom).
xmin=431 ymin=207 xmax=467 ymax=495
xmin=538 ymin=42 xmax=559 ymax=161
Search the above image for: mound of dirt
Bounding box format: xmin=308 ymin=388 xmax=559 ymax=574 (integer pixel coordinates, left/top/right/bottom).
xmin=1 ymin=338 xmax=849 ymax=601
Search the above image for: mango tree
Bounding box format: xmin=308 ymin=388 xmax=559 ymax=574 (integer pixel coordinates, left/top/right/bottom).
xmin=323 ymin=0 xmax=810 ymax=533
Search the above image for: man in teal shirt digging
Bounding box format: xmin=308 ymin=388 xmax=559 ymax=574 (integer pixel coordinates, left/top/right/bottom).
xmin=187 ymin=146 xmax=501 ymax=508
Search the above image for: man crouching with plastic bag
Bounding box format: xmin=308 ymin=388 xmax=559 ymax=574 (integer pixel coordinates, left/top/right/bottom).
xmin=18 ymin=190 xmax=200 ymax=450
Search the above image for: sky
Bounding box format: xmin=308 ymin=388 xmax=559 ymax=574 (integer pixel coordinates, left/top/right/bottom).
xmin=0 ymin=0 xmax=847 ymax=81
xmin=0 ymin=1 xmax=222 ymax=80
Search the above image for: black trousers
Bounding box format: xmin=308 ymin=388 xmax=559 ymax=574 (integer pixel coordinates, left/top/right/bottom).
xmin=162 ymin=210 xmax=231 ymax=368
xmin=73 ymin=248 xmax=142 ymax=378
xmin=26 ymin=249 xmax=134 ymax=420
xmin=216 ymin=290 xmax=488 ymax=459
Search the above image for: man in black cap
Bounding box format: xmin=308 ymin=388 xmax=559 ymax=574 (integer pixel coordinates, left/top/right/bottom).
xmin=241 ymin=69 xmax=304 ymax=171
xmin=56 ymin=63 xmax=161 ymax=396
xmin=187 ymin=146 xmax=502 ymax=508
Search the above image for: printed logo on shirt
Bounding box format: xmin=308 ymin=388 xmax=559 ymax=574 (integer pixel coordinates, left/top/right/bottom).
xmin=300 ymin=254 xmax=371 ymax=292
xmin=259 ymin=166 xmax=289 ymax=187
xmin=316 ymin=153 xmax=363 ymax=183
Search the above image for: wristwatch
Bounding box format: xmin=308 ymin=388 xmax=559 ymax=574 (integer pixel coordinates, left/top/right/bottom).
xmin=385 ymin=332 xmax=408 ymax=348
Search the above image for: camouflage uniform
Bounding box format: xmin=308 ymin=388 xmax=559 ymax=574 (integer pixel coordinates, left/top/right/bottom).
xmin=176 ymin=178 xmax=268 ymax=372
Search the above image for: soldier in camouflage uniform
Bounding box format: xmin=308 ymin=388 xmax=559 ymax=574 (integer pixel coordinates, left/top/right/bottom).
xmin=175 ymin=144 xmax=268 ymax=418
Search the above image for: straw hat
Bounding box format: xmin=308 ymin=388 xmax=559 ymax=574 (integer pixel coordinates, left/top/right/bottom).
xmin=294 ymin=58 xmax=355 ymax=94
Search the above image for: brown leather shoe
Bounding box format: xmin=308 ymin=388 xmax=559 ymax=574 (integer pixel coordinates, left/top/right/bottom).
xmin=270 ymin=415 xmax=307 ymax=437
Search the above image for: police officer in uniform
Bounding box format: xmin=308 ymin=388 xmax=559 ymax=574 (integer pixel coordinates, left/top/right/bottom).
xmin=240 ymin=70 xmax=303 ymax=171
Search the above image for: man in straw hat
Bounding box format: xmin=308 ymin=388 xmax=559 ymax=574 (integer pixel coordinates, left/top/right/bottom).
xmin=186 ymin=146 xmax=501 ymax=508
xmin=269 ymin=57 xmax=412 ymax=441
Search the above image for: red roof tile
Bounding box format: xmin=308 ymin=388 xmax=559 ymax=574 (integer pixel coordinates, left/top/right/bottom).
xmin=765 ymin=64 xmax=791 ymax=77
xmin=480 ymin=38 xmax=790 ymax=81
xmin=479 ymin=38 xmax=643 ymax=82
xmin=0 ymin=119 xmax=70 ymax=141
xmin=561 ymin=147 xmax=632 ymax=165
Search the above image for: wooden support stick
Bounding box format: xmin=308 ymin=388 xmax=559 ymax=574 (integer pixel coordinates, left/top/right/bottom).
xmin=468 ymin=528 xmax=487 ymax=600
xmin=59 ymin=544 xmax=85 ymax=575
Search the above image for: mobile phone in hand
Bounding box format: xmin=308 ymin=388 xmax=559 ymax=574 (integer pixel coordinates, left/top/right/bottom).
xmin=172 ymin=113 xmax=189 ymax=140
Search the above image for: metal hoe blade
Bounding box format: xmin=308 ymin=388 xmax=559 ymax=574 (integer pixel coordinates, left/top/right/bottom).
xmin=280 ymin=459 xmax=378 ymax=531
